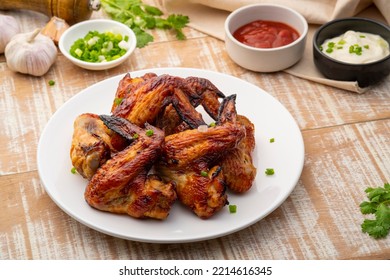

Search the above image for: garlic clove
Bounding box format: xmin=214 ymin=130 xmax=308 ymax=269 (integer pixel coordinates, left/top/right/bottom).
xmin=41 ymin=16 xmax=70 ymax=45
xmin=5 ymin=28 xmax=57 ymax=77
xmin=0 ymin=14 xmax=20 ymax=54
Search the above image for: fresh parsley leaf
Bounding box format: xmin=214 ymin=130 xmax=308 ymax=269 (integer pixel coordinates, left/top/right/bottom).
xmin=167 ymin=14 xmax=190 ymax=40
xmin=132 ymin=26 xmax=154 ymax=48
xmin=360 ymin=183 xmax=390 ymax=239
xmin=101 ymin=0 xmax=189 ymax=48
xmin=144 ymin=5 xmax=163 ymax=16
xmin=359 ymin=201 xmax=377 ymax=214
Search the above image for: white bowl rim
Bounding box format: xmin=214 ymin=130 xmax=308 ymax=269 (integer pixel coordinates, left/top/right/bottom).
xmin=224 ymin=3 xmax=308 ymax=52
xmin=59 ymin=19 xmax=137 ymax=69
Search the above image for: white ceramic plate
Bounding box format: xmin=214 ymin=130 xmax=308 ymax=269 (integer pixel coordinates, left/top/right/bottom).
xmin=37 ymin=67 xmax=304 ymax=243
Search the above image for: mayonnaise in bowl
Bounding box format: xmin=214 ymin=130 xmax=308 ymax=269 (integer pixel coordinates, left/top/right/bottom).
xmin=320 ymin=30 xmax=390 ymax=64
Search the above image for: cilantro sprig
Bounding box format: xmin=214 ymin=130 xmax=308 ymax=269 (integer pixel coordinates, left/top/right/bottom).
xmin=359 ymin=183 xmax=390 ymax=239
xmin=101 ymin=0 xmax=189 ymax=48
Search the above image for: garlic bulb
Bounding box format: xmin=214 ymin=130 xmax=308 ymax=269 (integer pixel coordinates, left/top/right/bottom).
xmin=5 ymin=28 xmax=57 ymax=76
xmin=0 ymin=14 xmax=20 ymax=54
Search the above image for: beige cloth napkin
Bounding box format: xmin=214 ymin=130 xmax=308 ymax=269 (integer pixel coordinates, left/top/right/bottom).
xmin=159 ymin=0 xmax=390 ymax=93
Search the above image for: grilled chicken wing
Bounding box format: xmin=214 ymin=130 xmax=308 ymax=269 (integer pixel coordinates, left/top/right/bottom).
xmin=156 ymin=95 xmax=245 ymax=218
xmin=183 ymin=76 xmax=225 ymax=120
xmin=111 ymin=74 xmax=182 ymax=126
xmin=111 ymin=73 xmax=225 ymax=132
xmin=158 ymin=165 xmax=226 ymax=219
xmin=84 ymin=116 xmax=176 ymax=220
xmin=70 ymin=113 xmax=128 ymax=180
xmin=111 ymin=72 xmax=157 ymax=112
xmin=221 ymin=115 xmax=256 ymax=193
xmin=157 ymin=76 xmax=225 ymax=133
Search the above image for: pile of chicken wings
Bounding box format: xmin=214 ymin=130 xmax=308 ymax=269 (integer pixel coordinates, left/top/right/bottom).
xmin=70 ymin=72 xmax=256 ymax=220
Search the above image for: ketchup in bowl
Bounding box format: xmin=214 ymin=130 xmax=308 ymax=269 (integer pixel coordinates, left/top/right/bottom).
xmin=233 ymin=20 xmax=300 ymax=48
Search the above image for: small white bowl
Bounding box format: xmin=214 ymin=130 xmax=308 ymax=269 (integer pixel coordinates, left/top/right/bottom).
xmin=225 ymin=4 xmax=308 ymax=72
xmin=59 ymin=19 xmax=137 ymax=70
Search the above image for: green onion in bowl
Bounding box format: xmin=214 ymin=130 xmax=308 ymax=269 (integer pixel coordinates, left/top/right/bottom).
xmin=70 ymin=31 xmax=130 ymax=63
xmin=59 ymin=19 xmax=137 ymax=71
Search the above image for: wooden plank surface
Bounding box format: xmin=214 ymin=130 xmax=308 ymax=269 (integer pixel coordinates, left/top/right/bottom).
xmin=1 ymin=2 xmax=389 ymax=260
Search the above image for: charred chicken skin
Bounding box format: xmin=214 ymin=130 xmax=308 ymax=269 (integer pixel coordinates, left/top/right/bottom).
xmin=84 ymin=115 xmax=176 ymax=220
xmin=183 ymin=76 xmax=225 ymax=119
xmin=156 ymin=95 xmax=246 ymax=219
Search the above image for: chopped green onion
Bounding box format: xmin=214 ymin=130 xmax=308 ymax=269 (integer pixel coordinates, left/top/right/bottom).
xmin=71 ymin=167 xmax=77 ymax=174
xmin=338 ymin=39 xmax=346 ymax=45
xmin=209 ymin=122 xmax=216 ymax=127
xmin=74 ymin=48 xmax=83 ymax=57
xmin=326 ymin=48 xmax=333 ymax=53
xmin=229 ymin=204 xmax=237 ymax=213
xmin=69 ymin=30 xmax=130 ymax=63
xmin=48 ymin=80 xmax=55 ymax=86
xmin=200 ymin=170 xmax=208 ymax=177
xmin=132 ymin=133 xmax=139 ymax=139
xmin=269 ymin=138 xmax=275 ymax=143
xmin=265 ymin=168 xmax=275 ymax=176
xmin=145 ymin=129 xmax=154 ymax=137
xmin=325 ymin=41 xmax=336 ymax=53
xmin=349 ymin=44 xmax=363 ymax=55
xmin=114 ymin=97 xmax=123 ymax=105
